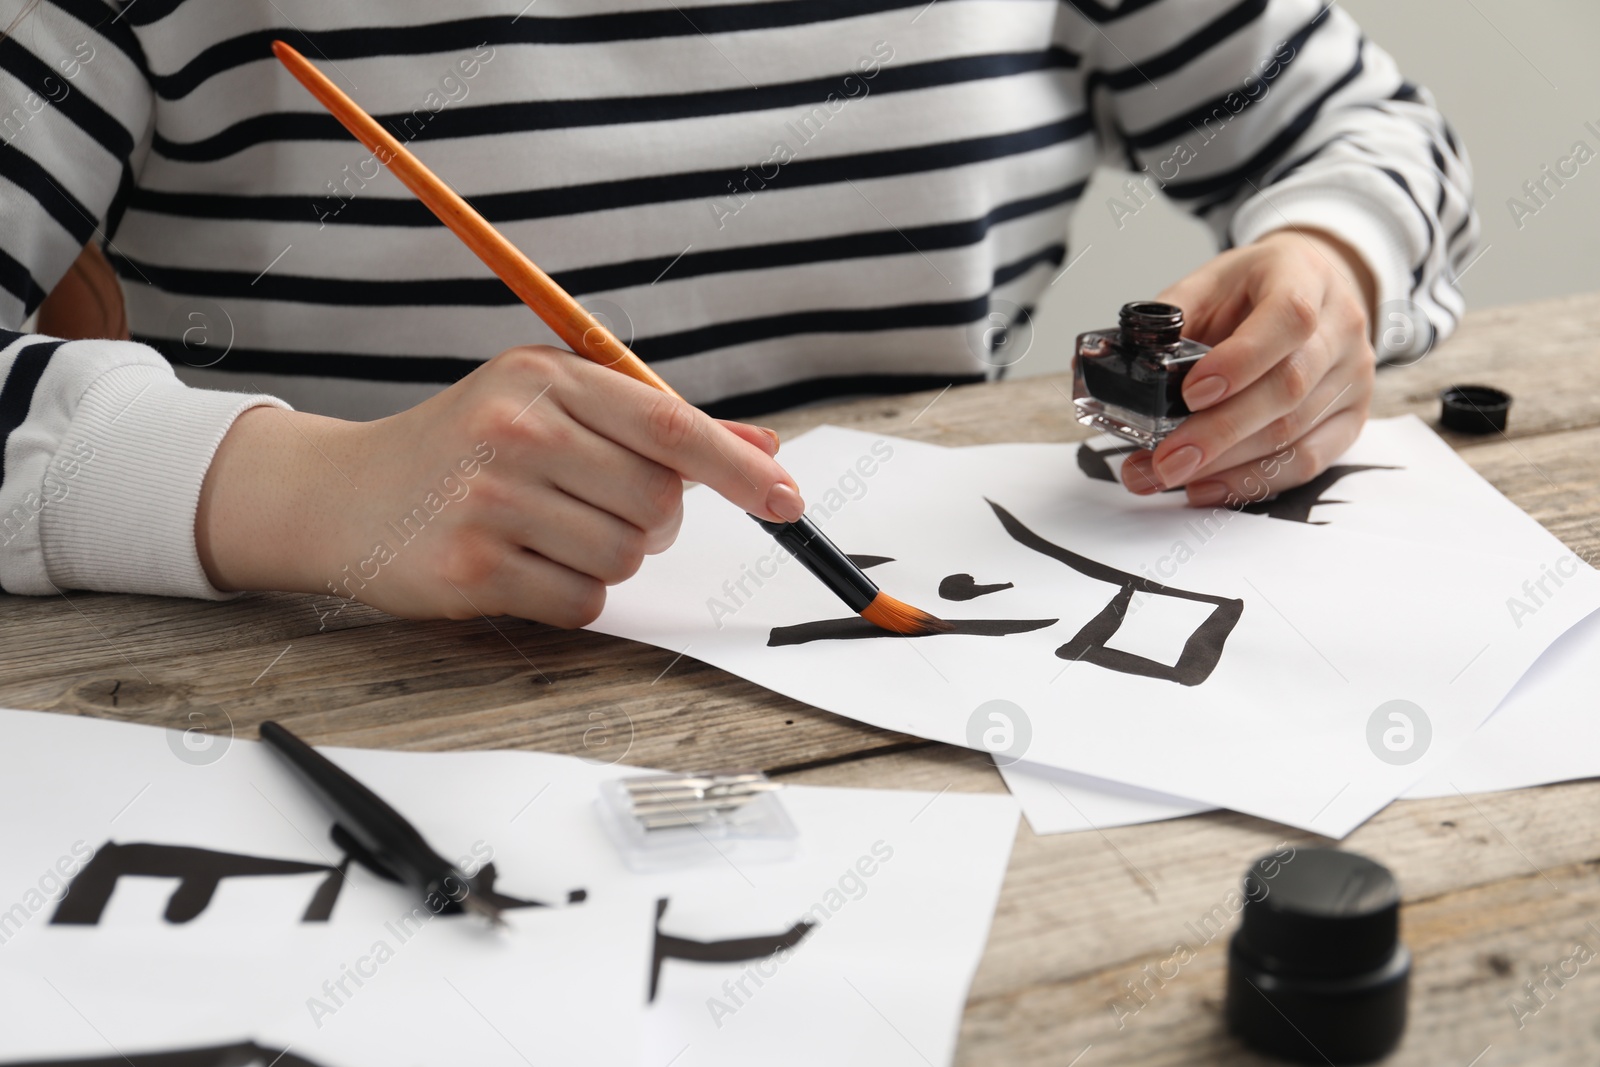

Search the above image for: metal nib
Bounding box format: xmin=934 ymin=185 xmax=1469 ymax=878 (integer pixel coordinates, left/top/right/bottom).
xmin=459 ymin=889 xmax=508 ymax=928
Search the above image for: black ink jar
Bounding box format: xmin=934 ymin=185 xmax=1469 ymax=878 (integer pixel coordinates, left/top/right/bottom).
xmin=1226 ymin=848 xmax=1409 ymax=1064
xmin=1072 ymin=301 xmax=1209 ymax=449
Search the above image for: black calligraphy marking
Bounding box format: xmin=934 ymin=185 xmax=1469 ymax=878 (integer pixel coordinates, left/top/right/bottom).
xmin=326 ymin=823 xmax=558 ymax=914
xmin=1239 ymin=465 xmax=1402 ymax=524
xmin=938 ymin=573 xmax=1015 ymax=601
xmin=769 ymin=616 xmax=1056 ymax=646
xmin=986 ymin=500 xmax=1244 ymax=686
xmin=50 ymin=838 xmax=568 ymax=926
xmin=1077 ymin=439 xmax=1144 ymax=483
xmin=649 ymin=897 xmax=814 ymax=1002
xmin=0 ymin=1042 xmax=330 ymax=1067
xmin=1077 ymin=440 xmax=1183 ymax=493
xmin=466 ymin=862 xmax=551 ymax=913
xmin=50 ymin=843 xmax=342 ymax=925
xmin=301 ymin=856 xmax=349 ymax=922
xmin=846 ymin=554 xmax=895 ymax=569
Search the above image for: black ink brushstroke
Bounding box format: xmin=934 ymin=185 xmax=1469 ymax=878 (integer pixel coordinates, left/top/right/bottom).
xmin=50 ymin=843 xmax=341 ymax=925
xmin=50 ymin=839 xmax=564 ymax=926
xmin=1076 ymin=440 xmax=1182 ymax=493
xmin=1076 ymin=439 xmax=1143 ymax=483
xmin=768 ymin=616 xmax=1056 ymax=646
xmin=649 ymin=897 xmax=814 ymax=1002
xmin=0 ymin=1042 xmax=329 ymax=1067
xmin=300 ymin=856 xmax=349 ymax=923
xmin=938 ymin=573 xmax=1015 ymax=600
xmin=846 ymin=554 xmax=895 ymax=569
xmin=328 ymin=822 xmax=555 ymax=914
xmin=986 ymin=499 xmax=1243 ymax=686
xmin=1239 ymin=465 xmax=1401 ymax=524
xmin=466 ymin=862 xmax=553 ymax=914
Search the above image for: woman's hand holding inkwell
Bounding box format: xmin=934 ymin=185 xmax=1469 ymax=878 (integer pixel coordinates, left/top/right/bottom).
xmin=1074 ymin=229 xmax=1380 ymax=508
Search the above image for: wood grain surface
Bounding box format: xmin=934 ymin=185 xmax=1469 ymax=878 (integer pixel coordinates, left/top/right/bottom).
xmin=4 ymin=291 xmax=1599 ymax=1065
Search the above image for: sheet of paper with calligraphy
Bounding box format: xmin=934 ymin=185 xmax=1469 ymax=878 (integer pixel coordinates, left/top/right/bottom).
xmin=1002 ymin=609 xmax=1600 ymax=832
xmin=1068 ymin=415 xmax=1568 ymax=553
xmin=0 ymin=709 xmax=1017 ymax=1067
xmin=999 ymin=417 xmax=1600 ymax=833
xmin=591 ymin=422 xmax=1600 ymax=837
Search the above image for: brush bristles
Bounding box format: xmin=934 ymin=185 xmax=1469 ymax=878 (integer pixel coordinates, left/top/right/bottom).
xmin=859 ymin=592 xmax=953 ymax=636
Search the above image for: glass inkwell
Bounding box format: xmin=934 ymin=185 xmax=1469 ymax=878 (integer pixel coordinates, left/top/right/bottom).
xmin=1072 ymin=301 xmax=1210 ymax=449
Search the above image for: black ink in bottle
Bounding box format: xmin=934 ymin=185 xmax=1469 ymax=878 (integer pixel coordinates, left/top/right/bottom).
xmin=1072 ymin=301 xmax=1209 ymax=449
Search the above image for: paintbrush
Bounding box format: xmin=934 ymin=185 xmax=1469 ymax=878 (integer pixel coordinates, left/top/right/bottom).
xmin=271 ymin=40 xmax=947 ymax=636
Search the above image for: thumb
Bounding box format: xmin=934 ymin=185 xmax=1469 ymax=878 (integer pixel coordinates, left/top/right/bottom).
xmin=1158 ymin=268 xmax=1227 ymax=344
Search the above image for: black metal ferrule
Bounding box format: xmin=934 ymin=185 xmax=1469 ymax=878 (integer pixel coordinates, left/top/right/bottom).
xmin=749 ymin=514 xmax=879 ymax=613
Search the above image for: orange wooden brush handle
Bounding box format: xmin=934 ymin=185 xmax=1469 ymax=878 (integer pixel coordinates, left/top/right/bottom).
xmin=270 ymin=40 xmax=681 ymax=400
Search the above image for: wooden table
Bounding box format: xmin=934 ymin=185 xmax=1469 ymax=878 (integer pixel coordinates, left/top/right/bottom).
xmin=5 ymin=291 xmax=1600 ymax=1065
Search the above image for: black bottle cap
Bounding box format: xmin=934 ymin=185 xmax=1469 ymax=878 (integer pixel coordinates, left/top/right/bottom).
xmin=1439 ymin=384 xmax=1510 ymax=434
xmin=1227 ymin=848 xmax=1409 ymax=1064
xmin=1235 ymin=849 xmax=1399 ymax=977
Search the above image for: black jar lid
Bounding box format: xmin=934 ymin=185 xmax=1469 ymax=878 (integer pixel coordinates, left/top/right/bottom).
xmin=1234 ymin=848 xmax=1401 ymax=980
xmin=1439 ymin=384 xmax=1510 ymax=434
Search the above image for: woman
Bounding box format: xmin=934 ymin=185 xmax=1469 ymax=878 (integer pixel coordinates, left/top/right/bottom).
xmin=0 ymin=0 xmax=1475 ymax=625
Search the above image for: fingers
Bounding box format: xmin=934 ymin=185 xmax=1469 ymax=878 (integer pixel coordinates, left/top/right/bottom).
xmin=1176 ymin=276 xmax=1325 ymax=420
xmin=551 ymin=356 xmax=805 ymax=523
xmin=1149 ymin=329 xmax=1336 ymax=489
xmin=457 ymin=467 xmax=660 ymax=589
xmin=1157 ymin=264 xmax=1229 ymax=344
xmin=537 ymin=422 xmax=685 ymax=552
xmin=1181 ymin=407 xmax=1367 ymax=509
xmin=498 ymin=485 xmax=655 ymax=586
xmin=1123 ymin=350 xmax=1364 ymax=497
xmin=1120 ymin=450 xmax=1165 ymax=496
xmin=1120 ymin=340 xmax=1371 ymax=500
xmin=720 ymin=420 xmax=781 ymax=456
xmin=448 ymin=543 xmax=609 ymax=629
xmin=1185 ymin=357 xmax=1368 ymax=482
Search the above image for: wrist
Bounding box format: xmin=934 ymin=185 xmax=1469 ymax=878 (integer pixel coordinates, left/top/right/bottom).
xmin=195 ymin=406 xmax=357 ymax=594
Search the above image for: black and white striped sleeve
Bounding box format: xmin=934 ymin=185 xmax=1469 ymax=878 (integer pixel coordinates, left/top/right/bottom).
xmin=1077 ymin=0 xmax=1477 ymax=358
xmin=0 ymin=1 xmax=284 ymax=598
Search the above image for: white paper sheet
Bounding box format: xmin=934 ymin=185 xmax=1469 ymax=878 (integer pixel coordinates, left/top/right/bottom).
xmin=1000 ymin=608 xmax=1600 ymax=832
xmin=0 ymin=708 xmax=1018 ymax=1067
xmin=1404 ymin=607 xmax=1600 ymax=799
xmin=592 ymin=422 xmax=1600 ymax=837
xmin=999 ymin=417 xmax=1600 ymax=833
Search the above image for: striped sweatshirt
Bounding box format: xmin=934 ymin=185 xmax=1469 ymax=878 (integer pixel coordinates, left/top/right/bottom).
xmin=0 ymin=0 xmax=1476 ymax=600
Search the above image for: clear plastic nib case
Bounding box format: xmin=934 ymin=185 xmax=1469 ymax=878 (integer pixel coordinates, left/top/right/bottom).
xmin=1072 ymin=301 xmax=1210 ymax=449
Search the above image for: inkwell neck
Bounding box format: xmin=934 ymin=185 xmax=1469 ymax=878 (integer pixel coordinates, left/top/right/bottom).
xmin=1120 ymin=301 xmax=1185 ymax=351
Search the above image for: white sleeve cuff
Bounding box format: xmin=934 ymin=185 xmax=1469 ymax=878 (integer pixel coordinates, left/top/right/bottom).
xmin=39 ymin=364 xmax=290 ymax=599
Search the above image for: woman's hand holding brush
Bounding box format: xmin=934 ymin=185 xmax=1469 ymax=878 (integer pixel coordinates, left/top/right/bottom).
xmin=194 ymin=344 xmax=805 ymax=627
xmin=221 ymin=40 xmax=942 ymax=637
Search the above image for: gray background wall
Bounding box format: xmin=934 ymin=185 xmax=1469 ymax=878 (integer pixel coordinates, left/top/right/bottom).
xmin=1018 ymin=0 xmax=1600 ymax=379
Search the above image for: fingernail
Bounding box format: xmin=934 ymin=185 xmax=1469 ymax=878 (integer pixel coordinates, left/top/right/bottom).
xmin=1121 ymin=453 xmax=1163 ymax=494
xmin=1185 ymin=376 xmax=1227 ymax=409
xmin=766 ymin=483 xmax=805 ymax=523
xmin=1155 ymin=444 xmax=1203 ymax=487
xmin=757 ymin=426 xmax=781 ymax=455
xmin=1188 ymin=481 xmax=1228 ymax=507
